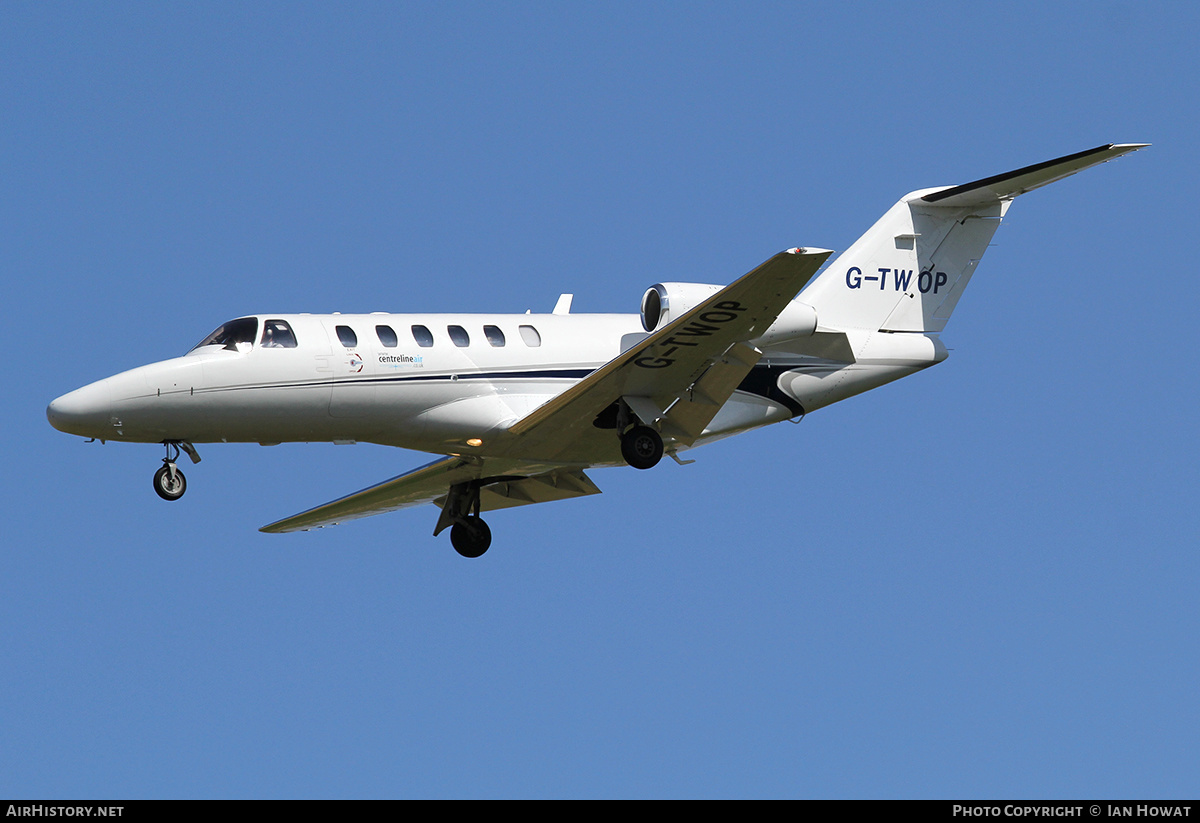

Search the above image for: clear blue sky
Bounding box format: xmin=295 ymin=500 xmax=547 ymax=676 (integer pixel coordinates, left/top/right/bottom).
xmin=4 ymin=1 xmax=1197 ymax=798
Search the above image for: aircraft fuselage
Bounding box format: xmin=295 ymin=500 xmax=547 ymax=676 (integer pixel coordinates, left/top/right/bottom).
xmin=47 ymin=308 xmax=945 ymax=467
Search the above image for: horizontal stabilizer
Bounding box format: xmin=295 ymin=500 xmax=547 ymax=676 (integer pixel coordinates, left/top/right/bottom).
xmin=920 ymin=143 xmax=1148 ymax=208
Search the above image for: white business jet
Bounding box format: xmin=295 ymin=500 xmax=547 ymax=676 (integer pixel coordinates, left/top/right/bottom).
xmin=47 ymin=144 xmax=1146 ymax=557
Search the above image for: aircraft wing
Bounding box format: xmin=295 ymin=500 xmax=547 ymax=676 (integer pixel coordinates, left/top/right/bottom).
xmin=259 ymin=455 xmax=602 ymax=533
xmin=261 ymin=247 xmax=830 ymax=533
xmin=502 ymin=246 xmax=832 ymax=457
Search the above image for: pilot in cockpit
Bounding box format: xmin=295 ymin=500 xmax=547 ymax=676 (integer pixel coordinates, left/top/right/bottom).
xmin=260 ymin=319 xmax=297 ymax=349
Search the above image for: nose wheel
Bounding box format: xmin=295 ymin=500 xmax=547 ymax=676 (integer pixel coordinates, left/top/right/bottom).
xmin=153 ymin=463 xmax=186 ymax=501
xmin=153 ymin=442 xmax=197 ymax=501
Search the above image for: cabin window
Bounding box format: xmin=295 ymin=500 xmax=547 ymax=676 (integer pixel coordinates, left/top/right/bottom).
xmin=483 ymin=325 xmax=506 ymax=347
xmin=336 ymin=325 xmax=357 ymax=348
xmin=447 ymin=325 xmax=470 ymax=347
xmin=193 ymin=317 xmax=259 ymax=352
xmin=376 ymin=325 xmax=398 ymax=348
xmin=519 ymin=324 xmax=542 ymax=347
xmin=261 ymin=319 xmax=297 ymax=348
xmin=411 ymin=325 xmax=434 ymax=347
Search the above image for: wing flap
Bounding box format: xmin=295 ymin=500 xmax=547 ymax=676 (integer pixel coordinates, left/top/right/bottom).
xmin=629 ymin=340 xmax=762 ymax=445
xmin=434 ymin=469 xmax=602 ymax=513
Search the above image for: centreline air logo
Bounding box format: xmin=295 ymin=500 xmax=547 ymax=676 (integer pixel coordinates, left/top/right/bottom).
xmin=378 ymin=353 xmax=424 ymax=369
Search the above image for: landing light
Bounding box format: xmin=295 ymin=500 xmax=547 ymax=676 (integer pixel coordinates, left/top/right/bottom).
xmin=466 ymin=438 xmax=483 ymax=447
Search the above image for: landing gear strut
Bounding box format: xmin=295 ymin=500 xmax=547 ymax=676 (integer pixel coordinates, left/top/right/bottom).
xmin=435 ymin=481 xmax=493 ymax=558
xmin=154 ymin=442 xmax=187 ymax=501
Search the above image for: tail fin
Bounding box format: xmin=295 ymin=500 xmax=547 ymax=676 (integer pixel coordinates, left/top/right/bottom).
xmin=799 ymin=143 xmax=1147 ymax=334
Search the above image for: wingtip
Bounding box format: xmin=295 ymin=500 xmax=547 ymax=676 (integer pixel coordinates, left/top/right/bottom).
xmin=786 ymin=247 xmax=835 ymax=256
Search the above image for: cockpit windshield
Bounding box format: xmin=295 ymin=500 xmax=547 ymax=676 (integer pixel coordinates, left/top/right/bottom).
xmin=192 ymin=317 xmax=260 ymax=352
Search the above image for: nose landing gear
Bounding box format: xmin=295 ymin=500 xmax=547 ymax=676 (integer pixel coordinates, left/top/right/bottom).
xmin=154 ymin=449 xmax=186 ymax=501
xmin=152 ymin=442 xmax=200 ymax=501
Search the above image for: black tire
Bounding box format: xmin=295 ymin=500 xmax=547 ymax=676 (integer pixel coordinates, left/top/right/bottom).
xmin=450 ymin=515 xmax=492 ymax=558
xmin=621 ymin=425 xmax=663 ymax=470
xmin=153 ymin=465 xmax=187 ymax=501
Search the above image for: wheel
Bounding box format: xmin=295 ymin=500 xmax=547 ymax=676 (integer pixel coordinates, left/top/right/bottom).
xmin=450 ymin=515 xmax=492 ymax=558
xmin=153 ymin=464 xmax=187 ymax=501
xmin=621 ymin=425 xmax=663 ymax=470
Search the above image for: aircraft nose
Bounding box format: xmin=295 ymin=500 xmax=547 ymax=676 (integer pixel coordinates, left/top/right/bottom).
xmin=47 ymin=381 xmax=113 ymax=437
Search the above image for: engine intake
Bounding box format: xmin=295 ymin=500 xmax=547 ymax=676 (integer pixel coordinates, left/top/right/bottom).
xmin=639 ymin=281 xmax=819 ymax=342
xmin=640 ymin=282 xmax=723 ymax=332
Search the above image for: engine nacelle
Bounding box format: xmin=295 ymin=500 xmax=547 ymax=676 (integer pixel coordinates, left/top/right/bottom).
xmin=640 ymin=282 xmax=723 ymax=332
xmin=640 ymin=281 xmax=819 ymax=343
xmin=754 ymin=300 xmax=818 ymax=345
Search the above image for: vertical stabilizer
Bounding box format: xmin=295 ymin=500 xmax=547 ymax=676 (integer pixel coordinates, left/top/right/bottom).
xmin=798 ymin=144 xmax=1147 ymax=334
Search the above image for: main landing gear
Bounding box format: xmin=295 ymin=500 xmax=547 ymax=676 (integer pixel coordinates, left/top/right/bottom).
xmin=620 ymin=425 xmax=663 ymax=470
xmin=435 ymin=481 xmax=493 ymax=558
xmin=152 ymin=441 xmax=200 ymax=502
xmin=450 ymin=515 xmax=492 ymax=559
